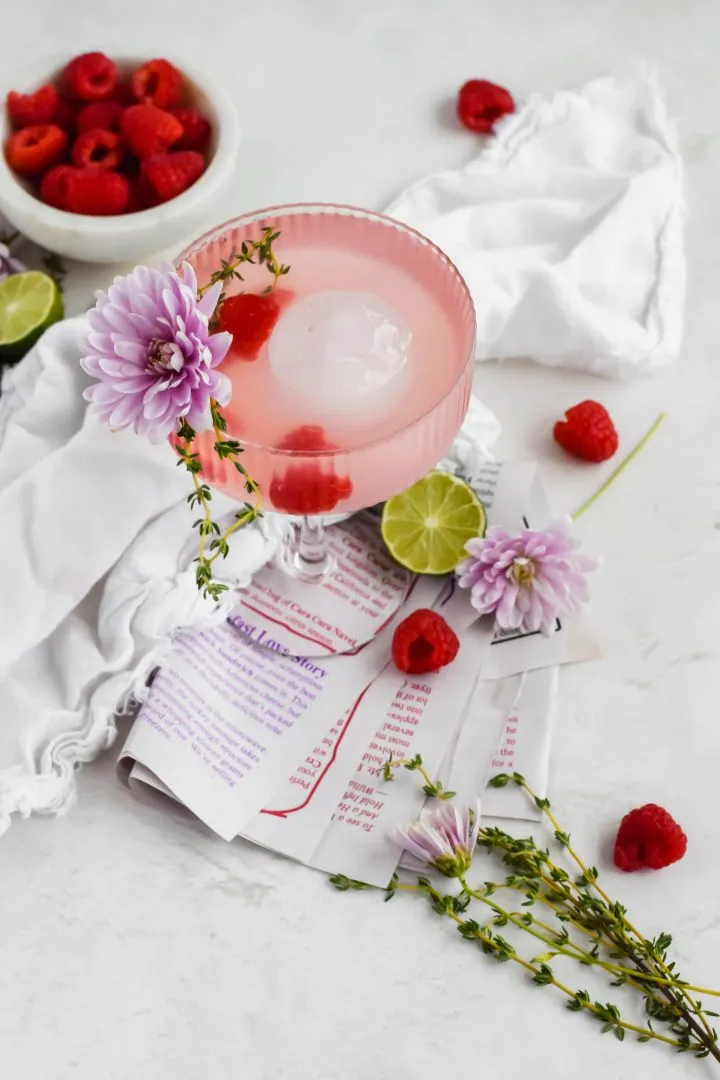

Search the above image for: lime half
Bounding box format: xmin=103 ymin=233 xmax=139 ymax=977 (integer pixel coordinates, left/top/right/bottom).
xmin=381 ymin=471 xmax=487 ymax=575
xmin=0 ymin=271 xmax=64 ymax=360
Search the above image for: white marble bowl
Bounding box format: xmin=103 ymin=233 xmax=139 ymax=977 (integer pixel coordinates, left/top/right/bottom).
xmin=0 ymin=54 xmax=240 ymax=263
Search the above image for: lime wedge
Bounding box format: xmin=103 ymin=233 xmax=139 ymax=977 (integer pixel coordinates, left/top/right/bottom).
xmin=0 ymin=271 xmax=64 ymax=360
xmin=381 ymin=471 xmax=487 ymax=575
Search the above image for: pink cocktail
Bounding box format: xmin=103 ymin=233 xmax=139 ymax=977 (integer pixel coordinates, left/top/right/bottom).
xmin=177 ymin=203 xmax=476 ymax=579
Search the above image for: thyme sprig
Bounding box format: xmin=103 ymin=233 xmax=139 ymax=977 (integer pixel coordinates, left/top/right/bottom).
xmin=382 ymin=752 xmax=456 ymax=800
xmin=332 ymin=763 xmax=720 ymax=1066
xmin=176 ymin=407 xmax=261 ymax=601
xmin=485 ymin=773 xmax=720 ymax=1060
xmin=198 ymin=225 xmax=291 ymax=304
xmin=176 ymin=226 xmax=287 ymax=599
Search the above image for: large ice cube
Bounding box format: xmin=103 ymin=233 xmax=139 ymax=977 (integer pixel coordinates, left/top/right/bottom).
xmin=268 ymin=290 xmax=412 ymax=409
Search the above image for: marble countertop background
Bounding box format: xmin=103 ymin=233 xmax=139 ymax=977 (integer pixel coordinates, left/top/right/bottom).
xmin=2 ymin=1 xmax=720 ymax=1077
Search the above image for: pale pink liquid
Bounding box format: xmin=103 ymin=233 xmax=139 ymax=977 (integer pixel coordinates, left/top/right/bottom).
xmin=178 ymin=205 xmax=476 ymax=514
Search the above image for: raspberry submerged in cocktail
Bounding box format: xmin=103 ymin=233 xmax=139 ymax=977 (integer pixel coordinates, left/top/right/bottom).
xmin=269 ymin=425 xmax=353 ymax=515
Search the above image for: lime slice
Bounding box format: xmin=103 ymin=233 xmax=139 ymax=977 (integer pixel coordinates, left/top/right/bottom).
xmin=381 ymin=471 xmax=487 ymax=575
xmin=0 ymin=271 xmax=64 ymax=360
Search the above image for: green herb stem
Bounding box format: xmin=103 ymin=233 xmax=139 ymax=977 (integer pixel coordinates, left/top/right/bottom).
xmin=391 ymin=769 xmax=720 ymax=1062
xmin=508 ymin=900 xmax=718 ymax=1001
xmin=455 ymin=876 xmax=690 ymax=1010
xmin=421 ymin=882 xmax=688 ymax=1053
xmin=572 ymin=412 xmax=667 ymax=523
xmin=190 ymin=449 xmax=213 ymax=567
xmin=382 ymin=754 xmax=455 ymax=800
xmin=510 ymin=774 xmax=720 ymax=1058
xmin=197 ymin=226 xmax=290 ymax=300
xmin=177 ymin=228 xmax=287 ymax=599
xmin=384 ymin=756 xmax=436 ymax=791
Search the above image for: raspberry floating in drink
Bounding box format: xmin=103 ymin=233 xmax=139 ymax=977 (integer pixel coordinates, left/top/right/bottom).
xmin=269 ymin=426 xmax=353 ymax=515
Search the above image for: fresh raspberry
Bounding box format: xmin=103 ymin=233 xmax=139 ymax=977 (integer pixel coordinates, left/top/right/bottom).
xmin=457 ymin=79 xmax=515 ymax=134
xmin=6 ymin=84 xmax=58 ymax=128
xmin=139 ymin=150 xmax=204 ymax=204
xmin=553 ymin=400 xmax=619 ymax=463
xmin=121 ymin=104 xmax=183 ymax=158
xmin=76 ymin=101 xmax=124 ymax=133
xmin=130 ymin=172 xmax=160 ymax=211
xmin=613 ymin=804 xmax=687 ymax=872
xmin=63 ymin=170 xmax=130 ymax=215
xmin=54 ymin=94 xmax=79 ymax=132
xmin=392 ymin=609 xmax=460 ymax=675
xmin=131 ymin=59 xmax=184 ymax=109
xmin=40 ymin=165 xmax=77 ymax=209
xmin=5 ymin=124 xmax=67 ymax=176
xmin=170 ymin=107 xmax=212 ymax=153
xmin=109 ymin=82 xmax=136 ymax=106
xmin=216 ymin=292 xmax=281 ymax=360
xmin=72 ymin=128 xmax=124 ymax=171
xmin=125 ymin=177 xmax=148 ymax=214
xmin=269 ymin=466 xmax=353 ymax=515
xmin=63 ymin=52 xmax=117 ymax=101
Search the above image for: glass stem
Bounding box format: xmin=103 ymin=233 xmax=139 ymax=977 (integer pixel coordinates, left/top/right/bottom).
xmin=294 ymin=516 xmax=333 ymax=579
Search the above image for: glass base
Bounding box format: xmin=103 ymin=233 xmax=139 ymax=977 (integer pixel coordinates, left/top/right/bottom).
xmin=276 ymin=516 xmax=336 ymax=583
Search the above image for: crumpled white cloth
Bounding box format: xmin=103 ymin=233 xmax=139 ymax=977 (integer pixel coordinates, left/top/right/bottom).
xmin=386 ymin=67 xmax=685 ymax=378
xmin=0 ymin=317 xmax=500 ymax=833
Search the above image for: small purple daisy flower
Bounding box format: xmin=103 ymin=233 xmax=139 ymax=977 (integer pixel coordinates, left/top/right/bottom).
xmin=393 ymin=801 xmax=481 ymax=878
xmin=457 ymin=520 xmax=597 ymax=635
xmin=81 ymin=262 xmax=231 ymax=441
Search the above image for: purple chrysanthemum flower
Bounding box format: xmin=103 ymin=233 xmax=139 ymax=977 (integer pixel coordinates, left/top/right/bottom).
xmin=457 ymin=520 xmax=597 ymax=635
xmin=80 ymin=262 xmax=231 ymax=441
xmin=392 ymin=801 xmax=481 ymax=878
xmin=0 ymin=242 xmax=26 ymax=281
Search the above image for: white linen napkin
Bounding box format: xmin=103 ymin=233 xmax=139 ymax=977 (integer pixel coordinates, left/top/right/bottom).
xmin=386 ymin=66 xmax=685 ymax=378
xmin=0 ymin=319 xmax=501 ymax=832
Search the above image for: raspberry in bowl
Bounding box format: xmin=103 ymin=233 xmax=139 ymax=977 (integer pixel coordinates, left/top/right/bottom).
xmin=0 ymin=53 xmax=239 ymax=263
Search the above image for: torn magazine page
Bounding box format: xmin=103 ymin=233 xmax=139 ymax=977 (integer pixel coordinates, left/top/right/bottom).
xmin=239 ymin=575 xmax=446 ymax=859
xmin=482 ymin=666 xmax=559 ymax=821
xmin=407 ymin=667 xmax=559 ymax=830
xmin=117 ymin=576 xmax=446 ymax=841
xmin=308 ymin=621 xmax=492 ymax=888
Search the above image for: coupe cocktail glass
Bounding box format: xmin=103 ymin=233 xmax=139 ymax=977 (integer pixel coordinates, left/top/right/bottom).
xmin=176 ymin=203 xmax=476 ymax=582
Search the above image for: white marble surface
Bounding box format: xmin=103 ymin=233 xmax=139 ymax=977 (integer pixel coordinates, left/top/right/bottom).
xmin=3 ymin=2 xmax=720 ymax=1077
